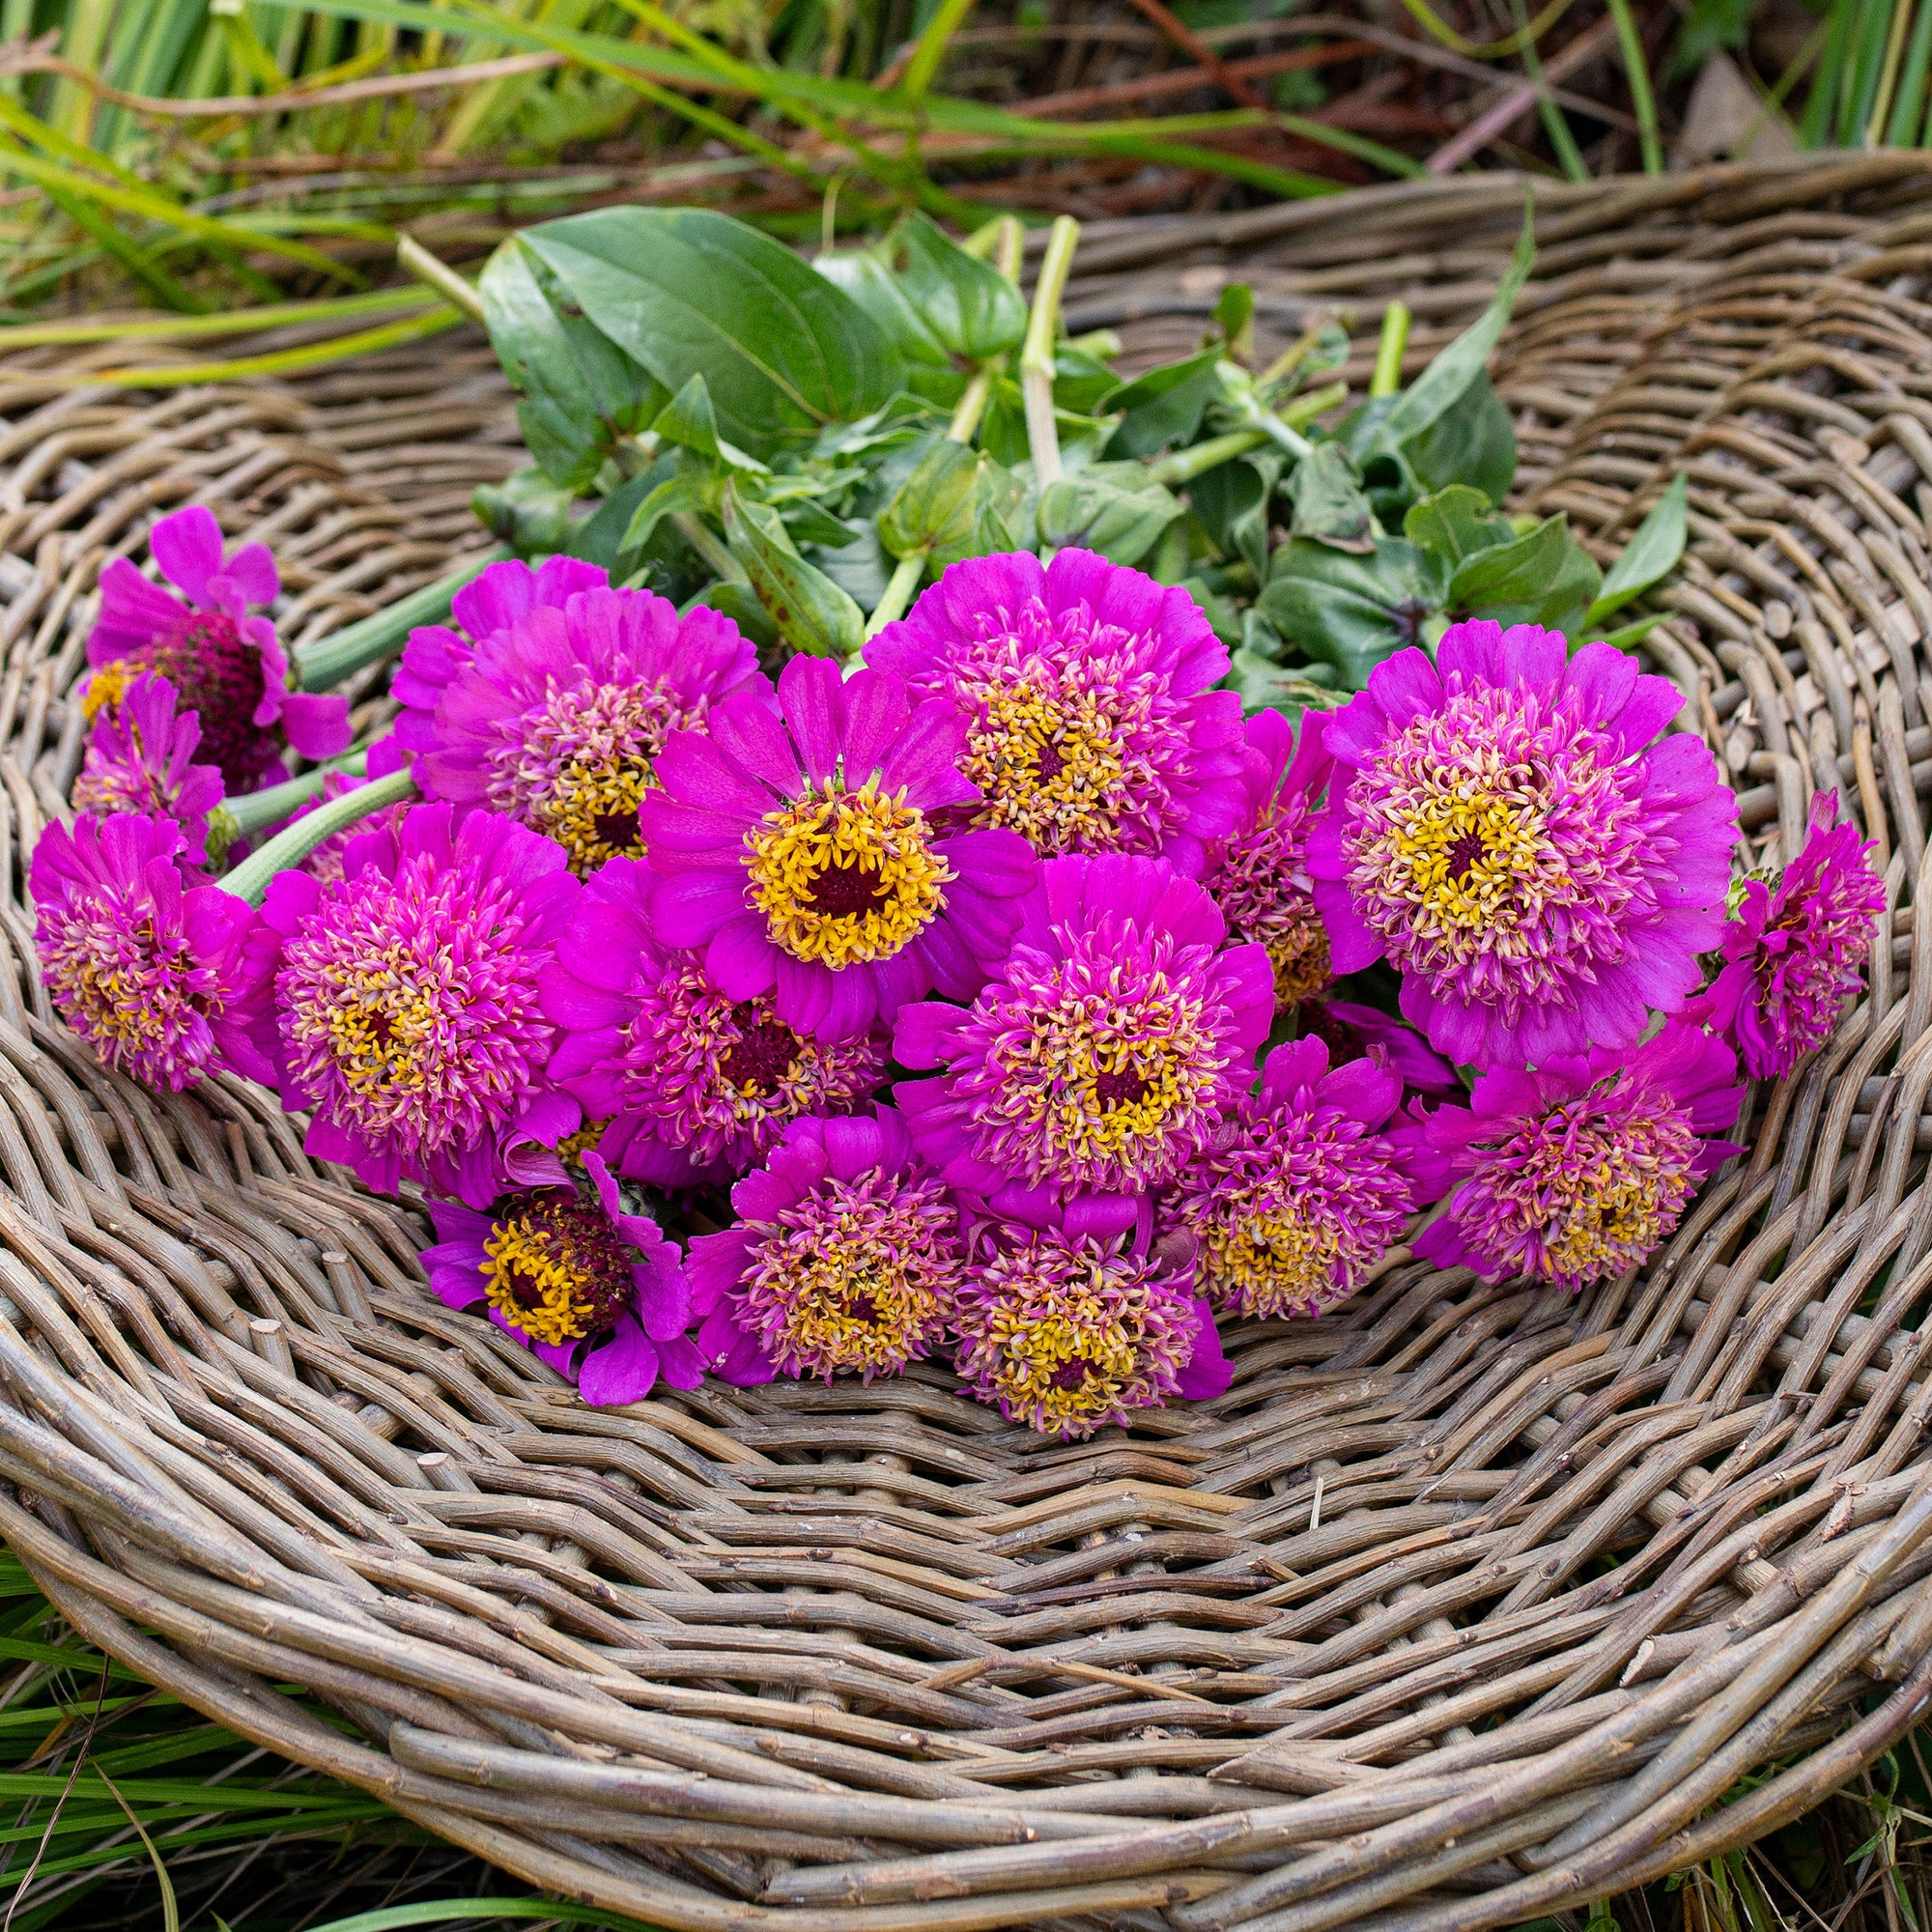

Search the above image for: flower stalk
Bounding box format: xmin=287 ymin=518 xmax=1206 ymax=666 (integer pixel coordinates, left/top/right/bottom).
xmin=294 ymin=551 xmax=505 ymax=692
xmin=219 ymin=767 xmax=417 ymax=907
xmin=1020 ymin=215 xmax=1080 ymax=487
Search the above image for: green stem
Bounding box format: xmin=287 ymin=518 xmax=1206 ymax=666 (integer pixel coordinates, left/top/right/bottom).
xmin=294 ymin=551 xmax=506 ymax=693
xmin=948 ymin=367 xmax=996 ymax=444
xmin=220 ymin=770 xmax=418 ymax=909
xmin=1149 ymin=427 xmax=1268 ymax=487
xmin=1605 ymin=0 xmax=1662 ymax=173
xmin=672 ymin=509 xmax=748 ymax=583
xmin=1020 ymin=215 xmax=1080 ymax=486
xmin=866 ymin=554 xmax=927 ymax=638
xmin=213 ymin=753 xmax=370 ymax=852
xmin=396 ymin=236 xmax=485 ymax=325
xmin=1370 ymin=302 xmax=1411 ymax=400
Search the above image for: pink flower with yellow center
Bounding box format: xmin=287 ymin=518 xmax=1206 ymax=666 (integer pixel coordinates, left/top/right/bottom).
xmin=71 ymin=674 xmax=223 ymax=867
xmin=1310 ymin=621 xmax=1737 ymax=1068
xmin=690 ymin=1110 xmax=963 ymax=1384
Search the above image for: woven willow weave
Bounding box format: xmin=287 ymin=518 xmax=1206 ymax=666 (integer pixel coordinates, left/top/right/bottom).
xmin=3 ymin=155 xmax=1932 ymax=1932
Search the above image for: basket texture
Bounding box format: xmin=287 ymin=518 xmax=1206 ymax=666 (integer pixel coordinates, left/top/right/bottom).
xmin=6 ymin=154 xmax=1932 ymax=1932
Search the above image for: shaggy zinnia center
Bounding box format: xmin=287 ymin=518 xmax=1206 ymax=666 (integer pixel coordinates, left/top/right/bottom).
xmin=744 ymin=781 xmax=952 ymax=967
xmin=487 ymin=676 xmax=697 ymax=874
xmin=1344 ymin=688 xmax=1654 ymax=1017
xmin=1458 ymin=1081 xmax=1700 ymax=1291
xmin=482 ymin=1191 xmax=635 ymax=1347
xmin=86 ymin=612 xmax=270 ymax=790
xmin=735 ymin=1168 xmax=961 ymax=1379
xmin=42 ymin=908 xmax=213 ymax=1081
xmin=1209 ymin=793 xmax=1329 ymax=1010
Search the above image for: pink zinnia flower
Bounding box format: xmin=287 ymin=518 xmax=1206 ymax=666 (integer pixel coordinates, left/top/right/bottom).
xmin=1310 ymin=622 xmax=1737 ymax=1068
xmin=71 ymin=674 xmax=223 ymax=867
xmin=389 ymin=554 xmax=609 ymax=738
xmin=895 ymin=854 xmax=1274 ymax=1205
xmin=951 ymin=1191 xmax=1231 ymax=1439
xmin=422 ymin=1151 xmax=699 ymax=1406
xmin=867 ymin=549 xmax=1244 ymax=870
xmin=1201 ymin=708 xmax=1333 ymax=1009
xmin=87 ymin=506 xmax=349 ymax=790
xmin=32 ymin=812 xmax=270 ymax=1091
xmin=541 ymin=855 xmax=887 ymax=1187
xmin=405 ymin=585 xmax=767 ymax=876
xmin=1416 ymin=1021 xmax=1741 ymax=1292
xmin=690 ymin=1109 xmax=963 ymax=1385
xmin=1700 ymin=791 xmax=1884 ymax=1079
xmin=1301 ymin=998 xmax=1461 ymax=1095
xmin=246 ymin=804 xmax=581 ymax=1206
xmin=640 ymin=656 xmax=1036 ymax=1041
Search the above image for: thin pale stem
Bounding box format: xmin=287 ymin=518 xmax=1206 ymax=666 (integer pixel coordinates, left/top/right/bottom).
xmin=866 ymin=554 xmax=927 ymax=638
xmin=293 ymin=551 xmax=505 ymax=692
xmin=1021 ymin=215 xmax=1080 ymax=486
xmin=1370 ymin=302 xmax=1411 ymax=399
xmin=218 ymin=753 xmax=370 ymax=843
xmin=396 ymin=236 xmax=485 ymax=324
xmin=672 ymin=509 xmax=748 ymax=583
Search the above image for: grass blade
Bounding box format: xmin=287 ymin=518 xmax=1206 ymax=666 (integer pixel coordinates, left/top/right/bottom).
xmin=1604 ymin=0 xmax=1660 ymax=171
xmin=90 ymin=1769 xmax=179 ymax=1932
xmin=34 ymin=310 xmax=462 ymax=387
xmin=306 ymin=1902 xmax=665 ymax=1932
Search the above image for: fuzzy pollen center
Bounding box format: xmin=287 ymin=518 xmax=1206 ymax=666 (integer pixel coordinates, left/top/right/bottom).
xmin=481 ymin=1193 xmax=635 ymax=1348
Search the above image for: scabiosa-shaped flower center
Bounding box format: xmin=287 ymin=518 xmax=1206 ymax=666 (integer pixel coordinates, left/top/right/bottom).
xmin=71 ymin=674 xmax=223 ymax=867
xmin=541 ymin=855 xmax=888 ymax=1187
xmin=1204 ymin=709 xmax=1333 ymax=1010
xmin=1700 ymin=790 xmax=1885 ymax=1079
xmin=690 ymin=1112 xmax=962 ymax=1384
xmin=1311 ymin=623 xmax=1736 ymax=1068
xmin=1170 ymin=1037 xmax=1440 ymax=1321
xmin=895 ymin=854 xmax=1273 ymax=1202
xmin=482 ymin=1189 xmax=638 ymax=1348
xmin=868 ymin=549 xmax=1245 ymax=868
xmin=1417 ymin=1023 xmax=1741 ymax=1292
xmin=410 ymin=587 xmax=767 ymax=876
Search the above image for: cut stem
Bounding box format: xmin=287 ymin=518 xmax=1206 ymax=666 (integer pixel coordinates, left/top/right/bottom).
xmin=397 ymin=236 xmax=486 ymax=325
xmin=1020 ymin=215 xmax=1080 ymax=487
xmin=218 ymin=753 xmax=369 ymax=843
xmin=219 ymin=769 xmax=417 ymax=908
xmin=866 ymin=553 xmax=927 ymax=638
xmin=1370 ymin=302 xmax=1411 ymax=399
xmin=293 ymin=550 xmax=505 ymax=693
xmin=672 ymin=509 xmax=748 ymax=583
xmin=947 ymin=215 xmax=1026 ymax=447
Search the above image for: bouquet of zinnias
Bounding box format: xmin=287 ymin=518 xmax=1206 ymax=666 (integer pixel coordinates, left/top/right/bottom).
xmin=33 ymin=494 xmax=1885 ymax=1439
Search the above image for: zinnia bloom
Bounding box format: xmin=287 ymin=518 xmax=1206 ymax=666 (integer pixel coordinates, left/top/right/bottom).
xmin=1310 ymin=622 xmax=1736 ymax=1068
xmin=690 ymin=1110 xmax=962 ymax=1384
xmin=895 ymin=853 xmax=1274 ymax=1203
xmin=1167 ymin=1036 xmax=1443 ymax=1321
xmin=640 ymin=656 xmax=1036 ymax=1040
xmin=71 ymin=674 xmax=222 ymax=867
xmin=541 ymin=856 xmax=887 ymax=1186
xmin=405 ymin=585 xmax=767 ymax=875
xmin=1300 ymin=997 xmax=1461 ymax=1094
xmin=421 ymin=1151 xmax=699 ymax=1406
xmin=1201 ymin=708 xmax=1333 ymax=1009
xmin=951 ymin=1192 xmax=1231 ymax=1439
xmin=389 ymin=554 xmax=610 ymax=735
xmin=32 ymin=812 xmax=270 ymax=1091
xmin=1699 ymin=791 xmax=1884 ymax=1078
xmin=86 ymin=506 xmax=349 ymax=790
xmin=867 ymin=548 xmax=1244 ymax=869
xmin=247 ymin=804 xmax=580 ymax=1205
xmin=1416 ymin=1021 xmax=1741 ymax=1292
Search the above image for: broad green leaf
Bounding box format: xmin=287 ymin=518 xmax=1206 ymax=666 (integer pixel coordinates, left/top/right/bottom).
xmin=620 ymin=468 xmax=710 ymax=556
xmin=870 ymin=213 xmax=1029 ymax=362
xmin=1036 ymin=463 xmax=1183 ymax=567
xmin=1102 ymin=349 xmax=1223 ymax=459
xmin=1179 ymin=574 xmax=1242 ymax=647
xmin=1406 ymin=368 xmax=1517 ymax=504
xmin=1585 ymin=471 xmax=1688 ymax=629
xmin=690 ymin=579 xmax=781 ymax=650
xmin=1259 ymin=537 xmax=1448 ymax=689
xmin=1288 ymin=441 xmax=1375 ymax=554
xmin=1448 ymin=512 xmax=1603 ymax=631
xmin=1213 ymin=282 xmax=1256 ymax=358
xmin=811 ymin=520 xmax=893 ymax=612
xmin=724 ymin=488 xmax=865 ymax=660
xmin=1404 ymin=484 xmax=1515 ymax=568
xmin=520 ymin=208 xmax=905 ymax=460
xmin=1228 ymin=646 xmax=1350 ymax=721
xmin=477 ymin=236 xmax=666 ymax=491
xmin=1188 ymin=449 xmax=1282 ymax=582
xmin=1052 ymin=342 xmax=1123 ymax=416
xmin=878 ymin=440 xmax=981 ymax=560
xmin=813 ymin=252 xmax=962 ymax=407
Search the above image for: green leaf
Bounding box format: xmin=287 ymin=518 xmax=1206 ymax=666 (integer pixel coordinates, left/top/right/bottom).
xmin=519 ymin=208 xmax=905 ymax=460
xmin=1036 ymin=463 xmax=1183 ymax=567
xmin=1406 ymin=368 xmax=1517 ymax=503
xmin=1213 ymin=282 xmax=1256 ymax=358
xmin=1188 ymin=449 xmax=1282 ymax=582
xmin=1102 ymin=349 xmax=1223 ymax=459
xmin=654 ymin=373 xmax=724 ymax=463
xmin=470 ymin=468 xmax=576 ymax=558
xmin=1404 ymin=484 xmax=1515 ymax=568
xmin=1585 ymin=471 xmax=1688 ymax=630
xmin=1448 ymin=512 xmax=1603 ymax=631
xmin=812 ymin=252 xmax=963 ymax=408
xmin=724 ymin=487 xmax=865 ymax=660
xmin=1287 ymin=441 xmax=1375 ymax=554
xmin=872 ymin=213 xmax=1030 ymax=363
xmin=1179 ymin=574 xmax=1243 ymax=647
xmin=477 ymin=236 xmax=666 ymax=492
xmin=1228 ymin=646 xmax=1351 ymax=721
xmin=689 ymin=579 xmax=780 ymax=650
xmin=878 ymin=440 xmax=981 ymax=560
xmin=980 ymin=380 xmax=1118 ymax=470
xmin=1259 ymin=536 xmax=1448 ymax=689
xmin=620 ymin=467 xmax=711 ymax=557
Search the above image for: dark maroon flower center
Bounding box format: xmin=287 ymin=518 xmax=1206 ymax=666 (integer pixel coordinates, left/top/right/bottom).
xmin=128 ymin=611 xmax=272 ymax=791
xmin=720 ymin=1006 xmax=802 ymax=1094
xmin=843 ymin=1292 xmax=880 ymax=1325
xmin=1036 ymin=740 xmax=1065 ymax=782
xmin=809 ymin=857 xmax=888 ymax=919
xmin=594 ymin=807 xmax=642 ymax=853
xmin=1445 ymin=832 xmax=1487 ymax=880
xmin=1094 ymin=1067 xmax=1151 ymax=1111
xmin=492 ymin=1192 xmax=634 ymax=1336
xmin=1302 ymin=1001 xmax=1365 ymax=1058
xmin=1051 ymin=1356 xmax=1094 ymax=1391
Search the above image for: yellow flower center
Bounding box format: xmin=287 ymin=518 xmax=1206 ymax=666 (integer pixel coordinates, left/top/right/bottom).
xmin=81 ymin=660 xmax=134 ymax=723
xmin=323 ymin=945 xmax=443 ymax=1100
xmin=557 ymin=1118 xmax=609 ymax=1166
xmin=989 ymin=1295 xmax=1145 ymax=1435
xmin=1389 ymin=787 xmax=1559 ymax=941
xmin=744 ymin=780 xmax=952 ymax=968
xmin=1541 ymin=1136 xmax=1688 ymax=1282
xmin=534 ymin=761 xmax=653 ymax=875
xmin=481 ymin=1195 xmax=631 ymax=1348
xmin=966 ymin=679 xmax=1127 ymax=851
xmin=1201 ymin=1210 xmax=1344 ymax=1321
xmin=1269 ymin=924 xmax=1331 ymax=1009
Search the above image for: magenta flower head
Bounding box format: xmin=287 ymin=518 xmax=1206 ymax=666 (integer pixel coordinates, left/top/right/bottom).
xmin=895 ymin=853 xmax=1274 ymax=1207
xmin=421 ymin=1151 xmax=699 ymax=1406
xmin=1310 ymin=622 xmax=1737 ymax=1068
xmin=867 ymin=549 xmax=1244 ymax=870
xmin=1416 ymin=1021 xmax=1741 ymax=1292
xmin=640 ymin=656 xmax=1036 ymax=1040
xmin=390 ymin=554 xmax=609 ymax=732
xmin=32 ymin=812 xmax=270 ymax=1092
xmin=1301 ymin=997 xmax=1461 ymax=1095
xmin=71 ymin=674 xmax=223 ymax=867
xmin=1168 ymin=1035 xmax=1444 ymax=1321
xmin=405 ymin=585 xmax=768 ymax=876
xmin=248 ymin=803 xmax=581 ymax=1205
xmin=689 ymin=1109 xmax=963 ymax=1385
xmin=1700 ymin=791 xmax=1884 ymax=1079
xmin=951 ymin=1191 xmax=1231 ymax=1439
xmin=541 ymin=855 xmax=887 ymax=1187
xmin=87 ymin=506 xmax=349 ymax=790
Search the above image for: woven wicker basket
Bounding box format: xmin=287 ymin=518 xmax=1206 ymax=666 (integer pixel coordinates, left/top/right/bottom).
xmin=7 ymin=153 xmax=1932 ymax=1932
